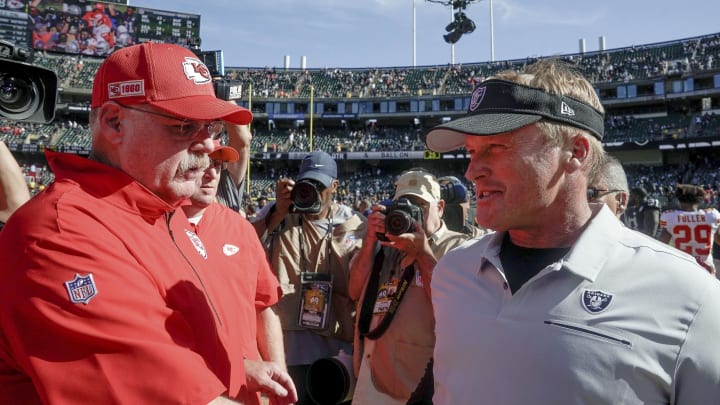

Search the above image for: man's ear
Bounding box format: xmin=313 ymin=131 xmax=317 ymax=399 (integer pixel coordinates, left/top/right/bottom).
xmin=436 ymin=199 xmax=446 ymax=222
xmin=616 ymin=191 xmax=629 ymax=212
xmin=436 ymin=198 xmax=446 ymax=214
xmin=97 ymin=102 xmax=124 ymax=144
xmin=567 ymin=134 xmax=590 ymax=172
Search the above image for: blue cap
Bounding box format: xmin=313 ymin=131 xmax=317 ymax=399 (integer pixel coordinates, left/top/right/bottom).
xmin=298 ymin=151 xmax=337 ymax=187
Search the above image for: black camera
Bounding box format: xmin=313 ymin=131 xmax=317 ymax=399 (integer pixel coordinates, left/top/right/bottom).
xmin=191 ymin=49 xmax=242 ymax=102
xmin=384 ymin=198 xmax=424 ymax=235
xmin=213 ymin=79 xmax=243 ymax=101
xmin=290 ymin=179 xmax=324 ymax=214
xmin=0 ymin=41 xmax=57 ymax=123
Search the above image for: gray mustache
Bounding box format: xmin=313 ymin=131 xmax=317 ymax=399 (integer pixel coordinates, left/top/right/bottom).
xmin=178 ymin=152 xmax=210 ymax=175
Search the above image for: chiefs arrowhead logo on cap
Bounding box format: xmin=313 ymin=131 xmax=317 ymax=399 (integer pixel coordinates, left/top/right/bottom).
xmin=182 ymin=57 xmax=212 ymax=85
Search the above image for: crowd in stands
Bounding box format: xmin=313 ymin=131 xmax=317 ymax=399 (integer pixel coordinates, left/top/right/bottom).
xmin=4 ymin=109 xmax=720 ymax=155
xmin=251 ymin=123 xmax=425 ymax=154
xmin=696 ymin=111 xmax=720 ymax=138
xmin=11 ymin=141 xmax=720 ymax=222
xmin=227 ymin=31 xmax=719 ymax=95
xmin=7 ymin=30 xmax=720 ymax=219
xmin=30 ymin=2 xmax=136 ymax=57
xmin=13 ymin=156 xmax=52 ymax=197
xmin=0 ymin=119 xmax=91 ymax=150
xmin=7 ymin=31 xmax=714 ymax=156
xmin=34 ymin=53 xmax=102 ymax=89
xmin=27 ymin=32 xmax=720 ymax=98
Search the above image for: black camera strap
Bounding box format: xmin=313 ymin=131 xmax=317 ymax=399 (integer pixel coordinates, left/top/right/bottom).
xmin=358 ymin=249 xmax=415 ymax=340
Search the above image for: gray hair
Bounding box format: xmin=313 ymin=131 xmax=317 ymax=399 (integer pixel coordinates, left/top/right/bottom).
xmin=592 ymin=154 xmax=628 ymax=192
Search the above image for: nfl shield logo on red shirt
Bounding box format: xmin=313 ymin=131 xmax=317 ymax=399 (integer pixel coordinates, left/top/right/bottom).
xmin=65 ymin=273 xmax=98 ymax=305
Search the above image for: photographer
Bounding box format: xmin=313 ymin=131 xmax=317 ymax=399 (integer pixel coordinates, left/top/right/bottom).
xmin=437 ymin=175 xmax=486 ymax=238
xmin=348 ymin=169 xmax=469 ymax=404
xmin=253 ymin=151 xmax=367 ymax=405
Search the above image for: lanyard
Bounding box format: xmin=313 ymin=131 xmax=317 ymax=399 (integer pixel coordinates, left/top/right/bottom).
xmin=298 ymin=209 xmax=334 ymax=274
xmin=358 ymin=249 xmax=415 ymax=340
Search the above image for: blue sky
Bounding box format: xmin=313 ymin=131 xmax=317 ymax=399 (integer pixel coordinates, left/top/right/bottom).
xmin=134 ymin=0 xmax=720 ymax=69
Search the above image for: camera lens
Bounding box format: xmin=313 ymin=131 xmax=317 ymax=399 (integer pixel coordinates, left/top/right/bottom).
xmin=385 ymin=211 xmax=413 ymax=235
xmin=0 ymin=58 xmax=57 ymax=123
xmin=291 ymin=180 xmax=323 ymax=212
xmin=0 ymin=74 xmax=40 ymax=119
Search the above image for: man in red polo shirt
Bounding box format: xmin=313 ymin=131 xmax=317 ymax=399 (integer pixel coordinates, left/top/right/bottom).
xmin=181 ymin=140 xmax=295 ymax=405
xmin=0 ymin=43 xmax=294 ymax=404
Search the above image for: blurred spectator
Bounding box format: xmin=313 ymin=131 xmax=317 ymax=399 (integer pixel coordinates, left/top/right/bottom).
xmin=0 ymin=141 xmax=31 ymax=228
xmin=624 ymin=187 xmax=661 ymax=236
xmin=588 ymin=155 xmax=629 ymax=219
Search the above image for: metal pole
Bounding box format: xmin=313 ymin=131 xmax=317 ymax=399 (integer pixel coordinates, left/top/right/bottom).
xmin=309 ymin=85 xmax=314 ymax=152
xmin=246 ymin=84 xmax=252 ymax=196
xmin=413 ymin=0 xmax=417 ymax=67
xmin=489 ymin=0 xmax=495 ymax=61
xmin=450 ymin=3 xmax=455 ymax=64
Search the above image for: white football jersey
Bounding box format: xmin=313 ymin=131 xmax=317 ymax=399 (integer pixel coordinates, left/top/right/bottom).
xmin=660 ymin=208 xmax=720 ymax=271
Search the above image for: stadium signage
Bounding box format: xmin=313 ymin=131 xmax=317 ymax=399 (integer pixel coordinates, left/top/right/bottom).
xmin=381 ymin=151 xmax=410 ymax=158
xmin=0 ymin=8 xmax=28 ymax=47
xmin=268 ymin=113 xmax=306 ymax=119
xmin=20 ymin=143 xmax=38 ymax=153
xmin=20 ymin=1 xmax=201 ymax=57
xmin=321 ymin=113 xmax=358 ymax=119
xmin=283 ymin=151 xmax=425 ymax=160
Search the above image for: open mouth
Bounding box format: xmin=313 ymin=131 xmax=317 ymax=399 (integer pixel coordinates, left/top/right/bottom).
xmin=477 ymin=190 xmax=500 ymax=200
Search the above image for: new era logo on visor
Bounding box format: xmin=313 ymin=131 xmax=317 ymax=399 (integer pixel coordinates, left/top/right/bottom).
xmin=561 ymin=101 xmax=575 ymax=116
xmin=469 ymin=86 xmax=487 ymax=111
xmin=108 ymin=80 xmax=145 ymax=99
xmin=182 ymin=57 xmax=212 ymax=84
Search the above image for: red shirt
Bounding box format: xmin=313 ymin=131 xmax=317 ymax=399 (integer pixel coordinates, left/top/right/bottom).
xmin=0 ymin=152 xmax=247 ymax=403
xmin=187 ymin=203 xmax=281 ymax=404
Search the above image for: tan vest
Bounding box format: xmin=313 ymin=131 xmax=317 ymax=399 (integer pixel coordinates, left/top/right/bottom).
xmin=269 ymin=207 xmax=366 ymax=342
xmin=354 ymin=223 xmax=468 ymax=399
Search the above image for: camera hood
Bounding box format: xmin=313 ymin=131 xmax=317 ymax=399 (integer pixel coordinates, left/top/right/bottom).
xmin=0 ymin=58 xmax=57 ymax=123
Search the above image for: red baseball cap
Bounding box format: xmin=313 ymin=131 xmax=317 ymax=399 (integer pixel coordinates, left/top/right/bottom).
xmin=209 ymin=140 xmax=239 ymax=162
xmin=91 ymin=42 xmax=252 ymax=125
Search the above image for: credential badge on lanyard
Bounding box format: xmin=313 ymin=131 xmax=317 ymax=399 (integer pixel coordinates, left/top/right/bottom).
xmin=298 ymin=272 xmax=333 ymax=330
